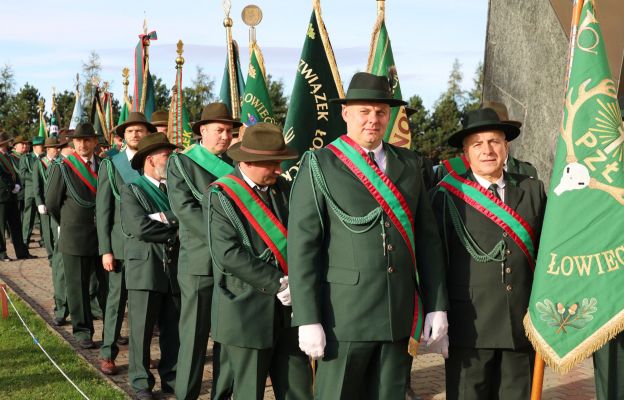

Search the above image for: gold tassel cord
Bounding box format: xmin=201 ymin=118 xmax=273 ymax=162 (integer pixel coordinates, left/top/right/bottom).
xmin=366 ymin=0 xmax=385 ymax=73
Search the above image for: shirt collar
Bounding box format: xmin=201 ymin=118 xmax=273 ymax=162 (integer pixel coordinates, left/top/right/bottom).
xmin=80 ymin=155 xmax=95 ymax=165
xmin=360 ymin=142 xmax=385 ymax=160
xmin=125 ymin=148 xmax=136 ymax=160
xmin=240 ymin=168 xmax=267 ymax=192
xmin=144 ymin=174 xmax=166 ymax=188
xmin=472 ymin=172 xmax=506 ymax=190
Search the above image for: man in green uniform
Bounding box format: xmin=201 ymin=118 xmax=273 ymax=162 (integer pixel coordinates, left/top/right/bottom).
xmin=206 ymin=122 xmax=313 ymax=399
xmin=96 ymin=112 xmax=155 ymax=375
xmin=19 ymin=135 xmax=44 ymax=247
xmin=167 ymin=103 xmax=239 ymax=400
xmin=46 ymin=123 xmax=107 ymax=349
xmin=34 ymin=136 xmax=67 ymax=324
xmin=288 ymin=72 xmax=449 ymax=399
xmin=10 ymin=135 xmax=29 ymax=214
xmin=430 ymin=108 xmax=546 ymax=400
xmin=121 ymin=133 xmax=181 ymax=400
xmin=592 ymin=100 xmax=624 ymax=400
xmin=0 ymin=132 xmax=30 ymax=261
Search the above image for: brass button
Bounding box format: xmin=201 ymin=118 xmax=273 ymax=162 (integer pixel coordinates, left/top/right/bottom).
xmin=502 ymin=232 xmax=509 ymax=238
xmin=505 ymin=267 xmax=512 ymax=274
xmin=506 ymin=284 xmax=512 ymax=292
xmin=384 ymin=221 xmax=391 ymax=228
xmin=387 ymin=266 xmax=395 ymax=274
xmin=387 ymin=244 xmax=394 ymax=251
xmin=168 ymin=247 xmax=173 ymax=252
xmin=506 ymin=249 xmax=511 ymax=255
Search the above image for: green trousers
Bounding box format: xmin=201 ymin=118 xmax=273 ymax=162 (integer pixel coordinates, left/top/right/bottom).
xmin=445 ymin=347 xmax=534 ymax=400
xmin=99 ymin=260 xmax=127 ymax=361
xmin=50 ymin=221 xmax=68 ymax=320
xmin=315 ymin=339 xmax=411 ymax=400
xmin=40 ymin=212 xmax=54 ymax=259
xmin=62 ymin=254 xmax=107 ymax=341
xmin=128 ymin=289 xmax=180 ymax=392
xmin=21 ymin=196 xmax=37 ymax=246
xmin=219 ymin=326 xmax=313 ymax=400
xmin=0 ymin=199 xmax=29 ymax=258
xmin=593 ymin=332 xmax=624 ymax=400
xmin=176 ymin=274 xmax=233 ymax=400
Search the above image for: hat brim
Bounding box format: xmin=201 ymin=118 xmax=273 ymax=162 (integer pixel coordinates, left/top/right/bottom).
xmin=131 ymin=142 xmax=181 ymax=170
xmin=329 ymin=97 xmax=407 ymax=107
xmin=448 ymin=122 xmax=521 ymax=148
xmin=115 ymin=120 xmax=157 ymax=137
xmin=504 ymin=119 xmax=522 ymax=128
xmin=151 ymin=120 xmax=168 ymax=127
xmin=44 ymin=143 xmax=63 ymax=148
xmin=226 ymin=142 xmax=299 ymax=162
xmin=68 ymin=132 xmax=99 ymax=139
xmin=192 ymin=118 xmax=243 ymax=135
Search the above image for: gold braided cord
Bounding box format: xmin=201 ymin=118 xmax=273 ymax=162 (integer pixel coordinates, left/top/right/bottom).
xmin=253 ymin=42 xmax=268 ymax=81
xmin=312 ymin=0 xmax=345 ymax=97
xmin=140 ymin=47 xmax=149 ymax=113
xmin=366 ymin=4 xmax=384 ymax=72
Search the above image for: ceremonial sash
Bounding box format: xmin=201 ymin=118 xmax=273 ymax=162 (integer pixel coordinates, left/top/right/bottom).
xmin=40 ymin=158 xmax=51 ymax=184
xmin=441 ymin=155 xmax=469 ymax=175
xmin=0 ymin=152 xmax=16 ymax=182
xmin=63 ymin=153 xmax=98 ymax=194
xmin=184 ymin=144 xmax=234 ymax=177
xmin=132 ymin=176 xmax=171 ymax=212
xmin=438 ymin=170 xmax=536 ymax=269
xmin=111 ymin=151 xmax=140 ymax=184
xmin=212 ymin=175 xmax=288 ymax=274
xmin=326 ymin=135 xmax=423 ymax=338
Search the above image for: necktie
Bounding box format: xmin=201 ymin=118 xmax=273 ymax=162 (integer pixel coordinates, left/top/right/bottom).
xmin=86 ymin=160 xmax=92 ymax=172
xmin=488 ymin=183 xmax=501 ymax=200
xmin=254 ymin=187 xmax=269 ymax=204
xmin=159 ymin=182 xmax=168 ymax=195
xmin=368 ymin=151 xmax=379 ymax=168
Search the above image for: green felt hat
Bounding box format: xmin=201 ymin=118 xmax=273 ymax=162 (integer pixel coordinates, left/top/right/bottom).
xmin=32 ymin=136 xmax=45 ymax=146
xmin=447 ymin=108 xmax=521 ymax=148
xmin=192 ymin=103 xmax=243 ymax=135
xmin=12 ymin=135 xmax=30 ymax=145
xmin=131 ymin=133 xmax=180 ymax=170
xmin=227 ymin=122 xmax=298 ymax=162
xmin=115 ymin=112 xmax=157 ymax=137
xmin=43 ymin=137 xmax=62 ymax=148
xmin=150 ymin=110 xmax=169 ymax=127
xmin=69 ymin=123 xmax=98 ymax=138
xmin=330 ymin=72 xmax=406 ymax=107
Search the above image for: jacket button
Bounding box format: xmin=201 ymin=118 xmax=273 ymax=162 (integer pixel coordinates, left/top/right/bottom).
xmin=506 ymin=249 xmax=511 ymax=255
xmin=384 ymin=221 xmax=391 ymax=228
xmin=387 ymin=244 xmax=394 ymax=251
xmin=387 ymin=266 xmax=395 ymax=274
xmin=502 ymin=232 xmax=509 ymax=238
xmin=505 ymin=267 xmax=512 ymax=274
xmin=168 ymin=247 xmax=173 ymax=251
xmin=506 ymin=284 xmax=512 ymax=292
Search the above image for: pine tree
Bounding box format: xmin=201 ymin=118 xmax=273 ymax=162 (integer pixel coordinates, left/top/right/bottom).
xmin=2 ymin=83 xmax=41 ymax=137
xmin=267 ymin=75 xmax=288 ymax=128
xmin=81 ymin=51 xmax=102 ymax=119
xmin=55 ymin=90 xmax=76 ymax=129
xmin=463 ymin=62 xmax=484 ymax=113
xmin=184 ymin=66 xmax=215 ymax=121
xmin=152 ymin=74 xmax=171 ymax=112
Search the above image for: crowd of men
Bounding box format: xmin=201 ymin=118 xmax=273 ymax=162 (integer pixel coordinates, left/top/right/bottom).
xmin=0 ymin=71 xmax=622 ymax=400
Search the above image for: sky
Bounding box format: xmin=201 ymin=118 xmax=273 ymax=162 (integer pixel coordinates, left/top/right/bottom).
xmin=0 ymin=0 xmax=488 ymax=113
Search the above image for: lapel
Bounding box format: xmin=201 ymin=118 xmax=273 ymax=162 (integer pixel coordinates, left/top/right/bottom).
xmin=503 ymin=172 xmax=524 ymax=210
xmin=268 ymin=181 xmax=288 ymax=226
xmin=384 ymin=143 xmax=405 ymax=184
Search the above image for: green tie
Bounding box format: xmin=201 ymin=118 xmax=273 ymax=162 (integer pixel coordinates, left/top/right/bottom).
xmin=488 ymin=183 xmax=501 ymax=200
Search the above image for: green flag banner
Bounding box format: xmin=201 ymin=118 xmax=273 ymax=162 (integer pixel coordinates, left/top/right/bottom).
xmin=241 ymin=43 xmax=275 ymax=127
xmin=524 ymin=0 xmax=624 ymax=373
xmin=367 ymin=17 xmax=411 ymax=149
xmin=38 ymin=108 xmax=47 ymax=139
xmin=169 ymin=64 xmax=193 ymax=148
xmin=281 ymin=1 xmax=346 ymax=181
xmin=219 ymin=40 xmax=246 ymax=116
xmin=117 ymin=101 xmax=129 ymax=126
xmin=133 ymin=31 xmax=157 ymax=120
xmin=90 ymin=86 xmax=106 ymax=138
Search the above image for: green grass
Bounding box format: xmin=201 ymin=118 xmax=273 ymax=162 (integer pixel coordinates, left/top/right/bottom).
xmin=0 ymin=288 xmax=127 ymax=400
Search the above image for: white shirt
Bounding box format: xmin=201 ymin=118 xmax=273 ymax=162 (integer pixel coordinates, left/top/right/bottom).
xmin=125 ymin=148 xmax=136 ymax=161
xmin=144 ymin=174 xmax=169 ymax=224
xmin=80 ymin=155 xmax=96 ymax=171
xmin=240 ymin=168 xmax=268 ymax=192
xmin=360 ymin=142 xmax=387 ymax=174
xmin=473 ymin=172 xmax=506 ymax=202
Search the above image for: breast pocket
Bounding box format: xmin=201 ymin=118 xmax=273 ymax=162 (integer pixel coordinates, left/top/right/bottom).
xmin=325 ymin=266 xmax=360 ymax=285
xmin=125 ymin=248 xmax=149 ymax=261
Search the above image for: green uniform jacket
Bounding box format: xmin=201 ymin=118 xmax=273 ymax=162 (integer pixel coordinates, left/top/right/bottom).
xmin=506 ymin=156 xmax=539 ymax=179
xmin=431 ymin=172 xmax=546 ymax=349
xmin=120 ymin=183 xmax=180 ymax=294
xmin=33 ymin=157 xmax=53 ymax=206
xmin=45 ymin=156 xmax=101 ymax=256
xmin=10 ymin=153 xmax=24 ymax=201
xmin=0 ymin=152 xmax=18 ymax=203
xmin=96 ymin=150 xmax=140 ymax=258
xmin=205 ymin=169 xmax=289 ymax=349
xmin=288 ymin=144 xmax=448 ymax=342
xmin=19 ymin=153 xmax=39 ymax=200
xmin=167 ymin=151 xmax=231 ymax=276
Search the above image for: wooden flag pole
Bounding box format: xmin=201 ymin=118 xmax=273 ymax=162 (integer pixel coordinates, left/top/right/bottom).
xmin=529 ymin=1 xmax=584 ymax=397
xmin=222 ymin=0 xmax=240 ymax=119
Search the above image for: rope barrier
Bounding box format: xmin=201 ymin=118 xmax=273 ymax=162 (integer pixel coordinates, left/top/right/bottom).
xmin=0 ymin=285 xmax=91 ymax=400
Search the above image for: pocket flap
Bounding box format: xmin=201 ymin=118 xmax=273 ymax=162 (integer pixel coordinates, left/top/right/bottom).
xmin=325 ymin=267 xmax=359 ymax=285
xmin=126 ymin=248 xmax=149 ymax=260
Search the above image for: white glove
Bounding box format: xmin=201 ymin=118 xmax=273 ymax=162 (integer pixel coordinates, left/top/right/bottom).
xmin=276 ymin=276 xmax=291 ymax=306
xmin=422 ymin=311 xmax=449 ymax=345
xmin=12 ymin=184 xmax=20 ymax=194
xmin=37 ymin=205 xmax=47 ymax=215
xmin=298 ymin=323 xmax=326 ymax=360
xmin=427 ymin=334 xmax=449 ymax=359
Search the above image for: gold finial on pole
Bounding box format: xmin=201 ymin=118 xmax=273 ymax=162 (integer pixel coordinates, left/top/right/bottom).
xmin=38 ymin=98 xmax=45 ymax=114
xmin=51 ymin=87 xmax=57 ymax=113
xmin=223 ymin=0 xmax=240 ymax=118
xmin=242 ymin=4 xmax=263 ymax=48
xmin=377 ymin=0 xmax=385 ymax=16
xmin=91 ymin=76 xmax=100 ymax=89
xmin=143 ymin=13 xmax=148 ymax=35
xmin=176 ymin=40 xmax=185 ymax=67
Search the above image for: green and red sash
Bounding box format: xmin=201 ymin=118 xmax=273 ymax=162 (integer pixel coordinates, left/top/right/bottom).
xmin=442 ymin=155 xmax=469 ymax=176
xmin=41 ymin=157 xmax=51 ymax=170
xmin=0 ymin=152 xmax=17 ymax=182
xmin=63 ymin=152 xmax=98 ymax=194
xmin=326 ymin=135 xmax=423 ymax=339
xmin=439 ymin=170 xmax=536 ymax=269
xmin=133 ymin=176 xmax=171 ymax=212
xmin=212 ymin=175 xmax=288 ymax=274
xmin=184 ymin=144 xmax=234 ymax=177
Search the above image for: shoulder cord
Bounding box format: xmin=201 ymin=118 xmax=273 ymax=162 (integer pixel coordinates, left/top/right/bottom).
xmin=441 ymin=189 xmax=506 ymax=263
xmin=306 ymin=151 xmax=383 ymax=234
xmin=58 ymin=163 xmax=96 ymax=208
xmin=207 ymin=189 xmax=272 ymax=277
xmin=103 ymin=159 xmax=121 ymax=201
xmin=173 ymin=154 xmax=203 ymax=201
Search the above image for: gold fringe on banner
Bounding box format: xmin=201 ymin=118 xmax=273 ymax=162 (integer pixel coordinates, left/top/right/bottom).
xmin=312 ymin=0 xmax=345 ymax=98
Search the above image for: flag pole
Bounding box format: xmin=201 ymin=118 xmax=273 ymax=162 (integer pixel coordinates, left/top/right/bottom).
xmin=140 ymin=18 xmax=152 ymax=113
xmin=122 ymin=67 xmax=131 ymax=109
xmin=222 ymin=0 xmax=240 ymax=118
xmin=529 ymin=1 xmax=584 ymax=396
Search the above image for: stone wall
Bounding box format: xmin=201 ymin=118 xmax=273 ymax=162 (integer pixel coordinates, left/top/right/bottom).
xmin=483 ymin=0 xmax=568 ymax=186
